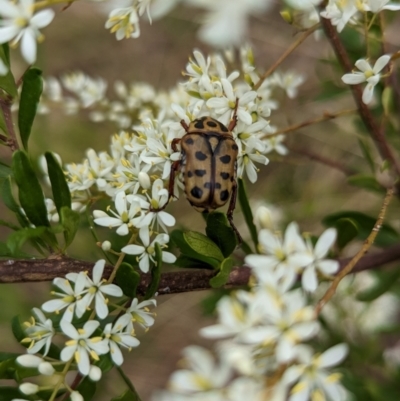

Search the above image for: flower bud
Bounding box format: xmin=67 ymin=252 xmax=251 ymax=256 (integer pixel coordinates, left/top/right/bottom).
xmin=20 ymin=383 xmax=39 ymax=395
xmin=16 ymin=355 xmax=42 ymax=368
xmin=89 ymin=365 xmax=102 ymax=381
xmin=138 ymin=171 xmax=151 ymax=189
xmin=101 ymin=241 xmax=112 ymax=251
xmin=71 ymin=391 xmax=84 ymax=401
xmin=39 ymin=361 xmax=55 ymax=375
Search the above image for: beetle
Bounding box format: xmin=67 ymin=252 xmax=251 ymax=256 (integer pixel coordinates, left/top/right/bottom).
xmin=168 ymin=100 xmax=242 ymax=243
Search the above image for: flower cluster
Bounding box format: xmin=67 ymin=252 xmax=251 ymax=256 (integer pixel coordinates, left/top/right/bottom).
xmin=154 ymin=222 xmax=348 ymax=401
xmin=16 ymin=260 xmax=157 ymax=400
xmin=38 ymin=49 xmax=303 ymax=273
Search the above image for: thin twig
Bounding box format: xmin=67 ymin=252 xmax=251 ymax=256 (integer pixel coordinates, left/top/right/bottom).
xmin=0 ymin=96 xmax=18 ymax=151
xmin=288 ymin=146 xmax=357 ymax=176
xmin=265 ymin=108 xmax=357 ymax=138
xmin=315 ymin=186 xmax=395 ymax=315
xmin=253 ymin=23 xmax=320 ymax=91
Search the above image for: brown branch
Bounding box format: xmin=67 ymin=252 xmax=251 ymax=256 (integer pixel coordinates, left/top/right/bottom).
xmin=288 ymin=145 xmax=357 ymax=176
xmin=1 ymin=242 xmax=400 ymax=294
xmin=318 ymin=12 xmax=400 ymax=177
xmin=266 ymin=108 xmax=357 ymax=138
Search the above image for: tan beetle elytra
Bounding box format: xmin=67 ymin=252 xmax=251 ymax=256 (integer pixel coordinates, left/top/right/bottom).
xmin=168 ymin=99 xmax=242 ymax=243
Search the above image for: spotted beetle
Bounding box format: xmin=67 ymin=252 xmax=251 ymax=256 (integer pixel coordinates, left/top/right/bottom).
xmin=168 ymin=100 xmax=242 ymax=243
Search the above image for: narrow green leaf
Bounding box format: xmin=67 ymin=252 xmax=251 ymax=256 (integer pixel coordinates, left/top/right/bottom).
xmin=357 ymin=138 xmax=376 ymax=173
xmin=12 ymin=150 xmax=50 ymax=227
xmin=18 ymin=67 xmax=43 ymax=150
xmin=0 ymin=354 xmax=17 ymax=380
xmin=145 ymin=243 xmax=162 ymax=300
xmin=334 ymin=218 xmax=358 ymax=249
xmin=116 ymin=262 xmax=140 ymax=298
xmin=11 ymin=316 xmax=25 ymax=343
xmin=60 ymin=207 xmax=80 ymax=247
xmin=0 ymin=108 xmax=6 ymax=134
xmin=174 ymin=254 xmax=210 ymax=269
xmin=322 ymin=211 xmax=399 ymax=247
xmin=184 ymin=231 xmax=224 ymax=262
xmin=0 ymin=241 xmax=32 ymax=257
xmin=171 ymin=230 xmax=220 ymax=269
xmin=115 ymin=366 xmax=142 ymax=401
xmin=111 ymin=389 xmax=142 ymax=401
xmin=7 ymin=226 xmax=48 ymax=254
xmin=0 ymin=387 xmax=21 ymax=400
xmin=237 ymin=178 xmax=258 ymax=249
xmin=206 ymin=213 xmax=237 ymax=258
xmin=45 ymin=152 xmax=71 ymax=213
xmin=209 ymin=257 xmax=234 ymax=288
xmin=347 ymin=174 xmax=385 ymax=194
xmin=0 ymin=161 xmax=11 ymax=179
xmin=356 ymin=269 xmax=400 ymax=302
xmin=0 ymin=44 xmax=18 ymax=98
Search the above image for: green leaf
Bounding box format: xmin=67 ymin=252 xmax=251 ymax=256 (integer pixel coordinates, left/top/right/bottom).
xmin=184 ymin=231 xmax=224 ymax=262
xmin=60 ymin=206 xmax=80 ymax=247
xmin=334 ymin=218 xmax=359 ymax=249
xmin=0 ymin=161 xmax=11 ymax=180
xmin=357 ymin=138 xmax=376 ymax=173
xmin=45 ymin=152 xmax=71 ymax=213
xmin=0 ymin=44 xmax=18 ymax=98
xmin=347 ymin=174 xmax=385 ymax=194
xmin=70 ymin=377 xmax=96 ymax=401
xmin=174 ymin=254 xmax=210 ymax=269
xmin=12 ymin=151 xmax=50 ymax=227
xmin=322 ymin=211 xmax=399 ymax=247
xmin=145 ymin=242 xmax=162 ymax=300
xmin=237 ymin=178 xmax=257 ymax=251
xmin=0 ymin=241 xmax=32 ymax=258
xmin=209 ymin=257 xmax=234 ymax=288
xmin=7 ymin=226 xmax=48 ymax=254
xmin=0 ymin=353 xmax=18 ymax=380
xmin=171 ymin=230 xmax=221 ymax=269
xmin=18 ymin=67 xmax=43 ymax=150
xmin=111 ymin=389 xmax=142 ymax=401
xmin=0 ymin=387 xmax=21 ymax=401
xmin=116 ymin=262 xmax=140 ymax=298
xmin=356 ymin=268 xmax=400 ymax=302
xmin=206 ymin=213 xmax=237 ymax=258
xmin=11 ymin=316 xmax=25 ymax=343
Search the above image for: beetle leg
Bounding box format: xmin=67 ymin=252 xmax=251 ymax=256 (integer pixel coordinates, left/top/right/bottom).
xmin=180 ymin=120 xmax=190 ymax=133
xmin=227 ymin=179 xmax=242 ymax=244
xmin=168 ymin=159 xmax=181 ymax=202
xmin=171 ymin=138 xmax=181 ymax=153
xmin=228 ymin=98 xmax=239 ymax=132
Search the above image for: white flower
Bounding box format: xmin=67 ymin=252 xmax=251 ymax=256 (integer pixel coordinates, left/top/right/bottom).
xmin=103 ymin=314 xmax=140 ymax=365
xmin=60 ymin=320 xmax=109 ymax=376
xmin=41 ymin=274 xmax=87 ymax=322
xmin=168 ymin=346 xmax=231 ymax=393
xmin=121 ymin=226 xmax=176 ymax=272
xmin=105 ymin=7 xmax=140 ymax=39
xmin=0 ymin=0 xmax=55 ymax=63
xmin=320 ymin=0 xmax=358 ymax=32
xmin=264 ymin=134 xmax=288 ymax=156
xmin=22 ymin=308 xmax=54 ymax=355
xmin=283 ymin=344 xmax=349 ymax=401
xmin=93 ymin=191 xmax=141 ymax=236
xmin=341 ymin=55 xmax=391 ymax=104
xmin=68 ymin=259 xmax=123 ymax=319
xmin=236 ymin=145 xmax=269 ymax=183
xmin=363 ymin=0 xmax=400 ymax=12
xmin=301 ymin=228 xmax=339 ymax=292
xmin=272 ymin=71 xmax=305 ymax=99
xmin=126 ymin=298 xmax=157 ymax=329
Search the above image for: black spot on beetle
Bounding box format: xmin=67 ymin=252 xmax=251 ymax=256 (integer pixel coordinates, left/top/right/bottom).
xmin=220 ymin=190 xmax=229 ymax=202
xmin=187 ymin=171 xmax=193 ymax=178
xmin=196 ymin=151 xmax=208 ymax=161
xmin=204 ymin=182 xmax=211 ymax=189
xmin=219 ymin=122 xmax=229 ymax=132
xmin=191 ymin=186 xmax=203 ymax=199
xmin=201 ymin=116 xmax=208 ymax=121
xmin=185 ymin=137 xmax=194 ymax=145
xmin=215 ymin=183 xmax=221 ymax=189
xmin=232 ymin=144 xmax=238 ymax=151
xmin=207 ymin=121 xmax=218 ymax=127
xmin=194 ymin=120 xmax=204 ymax=129
xmin=195 ymin=169 xmax=207 ymax=177
xmin=219 ymin=155 xmax=231 ymax=164
xmin=220 ymin=172 xmax=230 ymax=180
